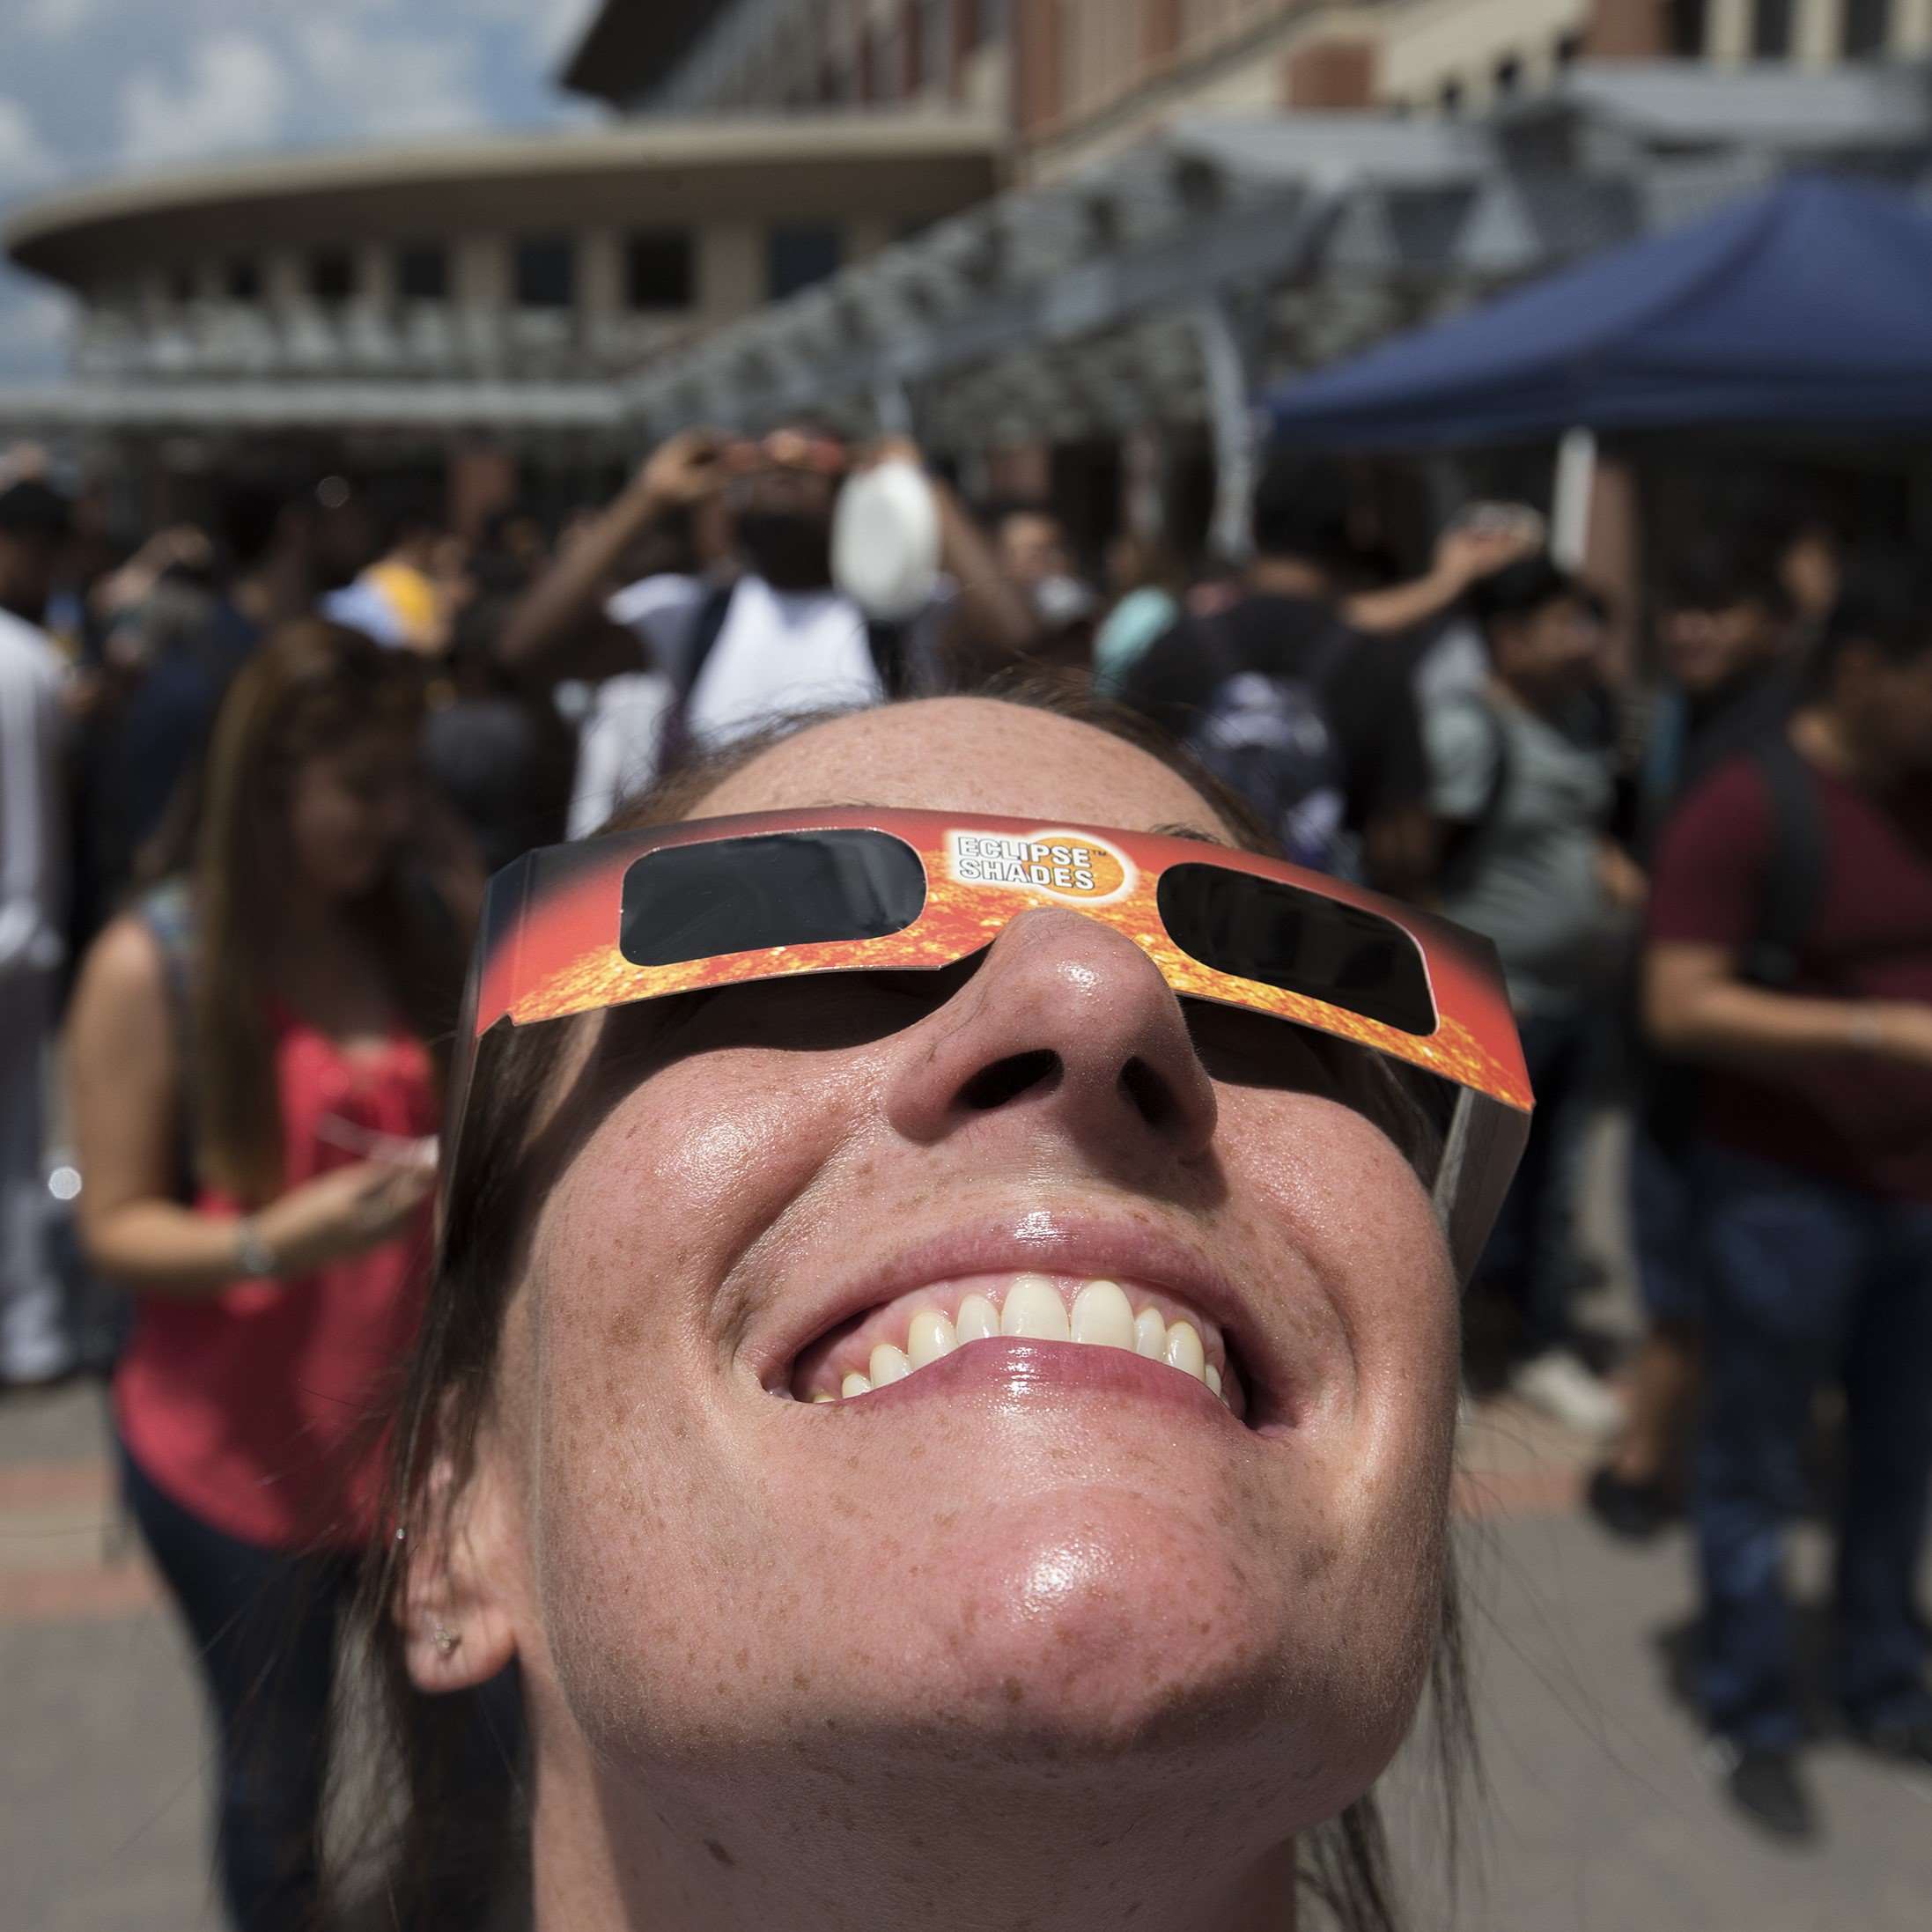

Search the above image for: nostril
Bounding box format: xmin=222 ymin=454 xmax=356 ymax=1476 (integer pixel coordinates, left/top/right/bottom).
xmin=1119 ymin=1057 xmax=1178 ymax=1131
xmin=958 ymin=1049 xmax=1060 ymax=1112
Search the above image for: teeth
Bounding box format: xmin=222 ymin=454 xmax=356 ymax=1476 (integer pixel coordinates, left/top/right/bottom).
xmin=1133 ymin=1307 xmax=1168 ymax=1360
xmin=1165 ymin=1321 xmax=1206 ymax=1383
xmin=1071 ymin=1279 xmax=1136 ymax=1350
xmin=955 ymin=1293 xmax=1000 ymax=1343
xmin=907 ymin=1309 xmax=957 ymax=1368
xmin=1001 ymin=1274 xmax=1070 ymax=1342
xmin=821 ymin=1280 xmax=1234 ymax=1411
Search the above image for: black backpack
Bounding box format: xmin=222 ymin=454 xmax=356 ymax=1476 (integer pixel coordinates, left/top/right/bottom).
xmin=1183 ymin=610 xmax=1353 ymax=875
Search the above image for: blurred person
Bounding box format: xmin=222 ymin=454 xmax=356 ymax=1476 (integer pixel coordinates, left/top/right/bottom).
xmin=1430 ymin=556 xmax=1640 ymax=1436
xmin=990 ymin=500 xmax=1072 ymax=596
xmin=320 ymin=687 xmax=1518 ymax=1932
xmin=423 ymin=596 xmax=577 ymax=876
xmin=63 ymin=622 xmax=482 ymax=1928
xmin=502 ymin=428 xmax=1032 ymax=806
xmin=1091 ymin=531 xmax=1183 ymax=697
xmin=0 ymin=478 xmax=76 ymax=1384
xmin=1646 ymin=553 xmax=1932 ymax=1840
xmin=323 ymin=480 xmax=460 ymax=654
xmin=1121 ymin=453 xmax=1437 ymax=894
xmin=1591 ymin=528 xmax=1803 ymax=1537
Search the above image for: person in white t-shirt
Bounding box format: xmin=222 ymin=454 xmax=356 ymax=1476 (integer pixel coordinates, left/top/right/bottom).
xmin=0 ymin=480 xmax=75 ymax=1384
xmin=503 ymin=428 xmax=1035 ymax=832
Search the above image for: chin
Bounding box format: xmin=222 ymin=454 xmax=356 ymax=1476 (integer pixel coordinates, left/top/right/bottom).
xmin=873 ymin=1491 xmax=1368 ymax=1766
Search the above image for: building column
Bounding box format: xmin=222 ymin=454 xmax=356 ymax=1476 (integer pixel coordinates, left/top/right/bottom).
xmin=1798 ymin=0 xmax=1845 ymax=60
xmin=1014 ymin=0 xmax=1064 ymax=140
xmin=700 ymin=222 xmax=766 ymax=323
xmin=580 ymin=228 xmax=624 ymax=321
xmin=358 ymin=242 xmax=395 ymax=311
xmin=1708 ymin=0 xmax=1752 ymax=58
xmin=1899 ymin=0 xmax=1932 ymax=49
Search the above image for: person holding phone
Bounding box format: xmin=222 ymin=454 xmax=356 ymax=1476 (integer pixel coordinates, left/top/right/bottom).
xmin=63 ymin=620 xmax=475 ymax=1931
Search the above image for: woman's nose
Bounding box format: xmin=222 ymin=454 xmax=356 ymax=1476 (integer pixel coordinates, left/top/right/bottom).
xmin=883 ymin=906 xmax=1218 ymax=1165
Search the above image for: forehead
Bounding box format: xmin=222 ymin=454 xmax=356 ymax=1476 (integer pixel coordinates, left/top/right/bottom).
xmin=698 ymin=698 xmax=1228 ymax=837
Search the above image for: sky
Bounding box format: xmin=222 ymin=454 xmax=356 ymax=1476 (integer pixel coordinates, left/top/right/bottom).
xmin=0 ymin=0 xmax=601 ymax=381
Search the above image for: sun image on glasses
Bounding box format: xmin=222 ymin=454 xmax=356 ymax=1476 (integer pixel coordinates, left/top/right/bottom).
xmin=447 ymin=809 xmax=1532 ymax=1279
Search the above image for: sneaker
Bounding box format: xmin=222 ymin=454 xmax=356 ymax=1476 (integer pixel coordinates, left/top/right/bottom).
xmin=1585 ymin=1464 xmax=1675 ymax=1542
xmin=1710 ymin=1739 xmax=1818 ymax=1843
xmin=1508 ymin=1349 xmax=1625 ymax=1441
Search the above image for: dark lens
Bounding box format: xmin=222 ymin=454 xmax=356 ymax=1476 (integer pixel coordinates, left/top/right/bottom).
xmin=620 ymin=830 xmax=926 ymax=967
xmin=1158 ymin=863 xmax=1436 ymax=1036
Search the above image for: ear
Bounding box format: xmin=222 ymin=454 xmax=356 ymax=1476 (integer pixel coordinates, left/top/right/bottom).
xmin=397 ymin=1427 xmax=521 ymax=1694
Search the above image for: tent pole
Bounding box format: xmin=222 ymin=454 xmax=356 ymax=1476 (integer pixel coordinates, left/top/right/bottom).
xmin=1552 ymin=427 xmax=1596 ymax=570
xmin=1194 ymin=297 xmax=1258 ymax=563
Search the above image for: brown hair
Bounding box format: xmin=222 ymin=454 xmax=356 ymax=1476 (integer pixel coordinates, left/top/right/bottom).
xmin=188 ymin=618 xmax=462 ymax=1204
xmin=327 ymin=682 xmax=1477 ymax=1930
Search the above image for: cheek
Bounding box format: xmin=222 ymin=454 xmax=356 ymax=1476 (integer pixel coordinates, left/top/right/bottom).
xmin=520 ymin=1057 xmax=851 ymax=1714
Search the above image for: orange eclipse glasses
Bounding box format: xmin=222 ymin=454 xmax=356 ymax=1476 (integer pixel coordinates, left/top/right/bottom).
xmin=448 ymin=808 xmax=1532 ymax=1279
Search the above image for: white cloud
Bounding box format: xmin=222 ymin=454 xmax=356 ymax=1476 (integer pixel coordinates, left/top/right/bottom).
xmin=121 ymin=35 xmax=293 ymax=166
xmin=21 ymin=0 xmax=103 ymax=41
xmin=0 ymin=99 xmax=57 ymax=189
xmin=291 ymin=20 xmax=485 ymax=141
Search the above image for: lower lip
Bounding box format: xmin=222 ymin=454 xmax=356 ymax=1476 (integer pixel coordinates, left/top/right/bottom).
xmin=814 ymin=1338 xmax=1240 ymax=1424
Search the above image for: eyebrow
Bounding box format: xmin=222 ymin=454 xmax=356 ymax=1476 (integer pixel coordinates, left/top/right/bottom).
xmin=1149 ymin=822 xmax=1234 ymax=847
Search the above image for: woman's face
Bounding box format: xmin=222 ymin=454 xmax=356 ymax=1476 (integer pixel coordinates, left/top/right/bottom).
xmin=458 ymin=699 xmax=1459 ymax=1874
xmin=283 ymin=723 xmax=419 ymax=901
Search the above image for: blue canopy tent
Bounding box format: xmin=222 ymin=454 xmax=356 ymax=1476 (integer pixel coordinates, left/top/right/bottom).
xmin=1265 ymin=173 xmax=1932 ymax=452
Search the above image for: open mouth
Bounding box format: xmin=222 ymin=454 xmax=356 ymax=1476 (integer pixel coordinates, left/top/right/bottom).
xmin=783 ymin=1272 xmax=1253 ymax=1422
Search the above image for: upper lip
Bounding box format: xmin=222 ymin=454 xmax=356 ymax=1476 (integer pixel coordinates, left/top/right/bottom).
xmin=746 ymin=1207 xmax=1286 ymax=1419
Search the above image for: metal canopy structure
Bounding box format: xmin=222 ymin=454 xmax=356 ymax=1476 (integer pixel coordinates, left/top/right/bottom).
xmin=625 ymin=63 xmax=1932 ymax=454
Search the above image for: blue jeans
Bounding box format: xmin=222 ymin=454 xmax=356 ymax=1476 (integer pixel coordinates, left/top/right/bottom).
xmin=1478 ymin=1007 xmax=1598 ymax=1356
xmin=119 ymin=1441 xmax=350 ymax=1931
xmin=1692 ymin=1144 xmax=1932 ymax=1748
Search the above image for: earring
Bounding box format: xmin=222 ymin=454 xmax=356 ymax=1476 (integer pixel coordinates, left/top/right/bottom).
xmin=431 ymin=1623 xmax=462 ymax=1658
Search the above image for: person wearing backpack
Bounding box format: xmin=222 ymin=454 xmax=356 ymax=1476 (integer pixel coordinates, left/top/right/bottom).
xmin=499 ymin=427 xmax=1036 ymax=824
xmin=1427 ymin=554 xmax=1641 ymax=1437
xmin=1120 ymin=453 xmax=1436 ymax=895
xmin=1647 ymin=552 xmax=1932 ymax=1841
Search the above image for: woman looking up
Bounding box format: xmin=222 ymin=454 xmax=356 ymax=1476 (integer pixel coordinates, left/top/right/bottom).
xmin=335 ymin=689 xmax=1526 ymax=1932
xmin=64 ymin=620 xmax=474 ymax=1932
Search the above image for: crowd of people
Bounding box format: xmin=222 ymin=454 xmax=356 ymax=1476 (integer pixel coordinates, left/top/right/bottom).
xmin=1 ymin=420 xmax=1928 ymax=1923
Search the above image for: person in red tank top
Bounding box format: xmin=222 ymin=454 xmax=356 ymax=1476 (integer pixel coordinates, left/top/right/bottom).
xmin=64 ymin=620 xmax=479 ymax=1931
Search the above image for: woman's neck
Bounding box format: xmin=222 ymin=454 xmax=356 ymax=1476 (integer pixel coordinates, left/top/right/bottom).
xmin=527 ymin=1730 xmax=1302 ymax=1932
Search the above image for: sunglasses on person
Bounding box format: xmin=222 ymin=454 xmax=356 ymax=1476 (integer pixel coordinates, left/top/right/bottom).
xmin=446 ymin=807 xmax=1531 ymax=1279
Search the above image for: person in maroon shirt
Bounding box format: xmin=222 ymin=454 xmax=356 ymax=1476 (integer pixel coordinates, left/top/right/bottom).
xmin=1647 ymin=552 xmax=1932 ymax=1842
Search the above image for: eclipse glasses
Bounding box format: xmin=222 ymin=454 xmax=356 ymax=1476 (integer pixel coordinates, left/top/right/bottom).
xmin=448 ymin=808 xmax=1531 ymax=1279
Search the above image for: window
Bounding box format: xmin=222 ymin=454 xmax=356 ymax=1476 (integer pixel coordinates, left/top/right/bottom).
xmin=515 ymin=236 xmax=576 ymax=310
xmin=975 ymin=0 xmax=1007 ymax=48
xmin=767 ymin=224 xmax=843 ymax=300
xmin=225 ymin=257 xmax=261 ymax=303
xmin=308 ymin=249 xmax=356 ymax=306
xmin=1555 ymin=30 xmax=1586 ymax=66
xmin=1439 ymin=77 xmax=1464 ymax=115
xmin=1493 ymin=55 xmax=1522 ymax=96
xmin=168 ymin=269 xmax=197 ymax=306
xmin=1752 ymin=0 xmax=1793 ymax=55
xmin=396 ymin=243 xmax=448 ymax=302
xmin=1843 ymin=0 xmax=1891 ymax=54
xmin=1666 ymin=0 xmax=1708 ymax=54
xmin=627 ymin=231 xmax=695 ymax=310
